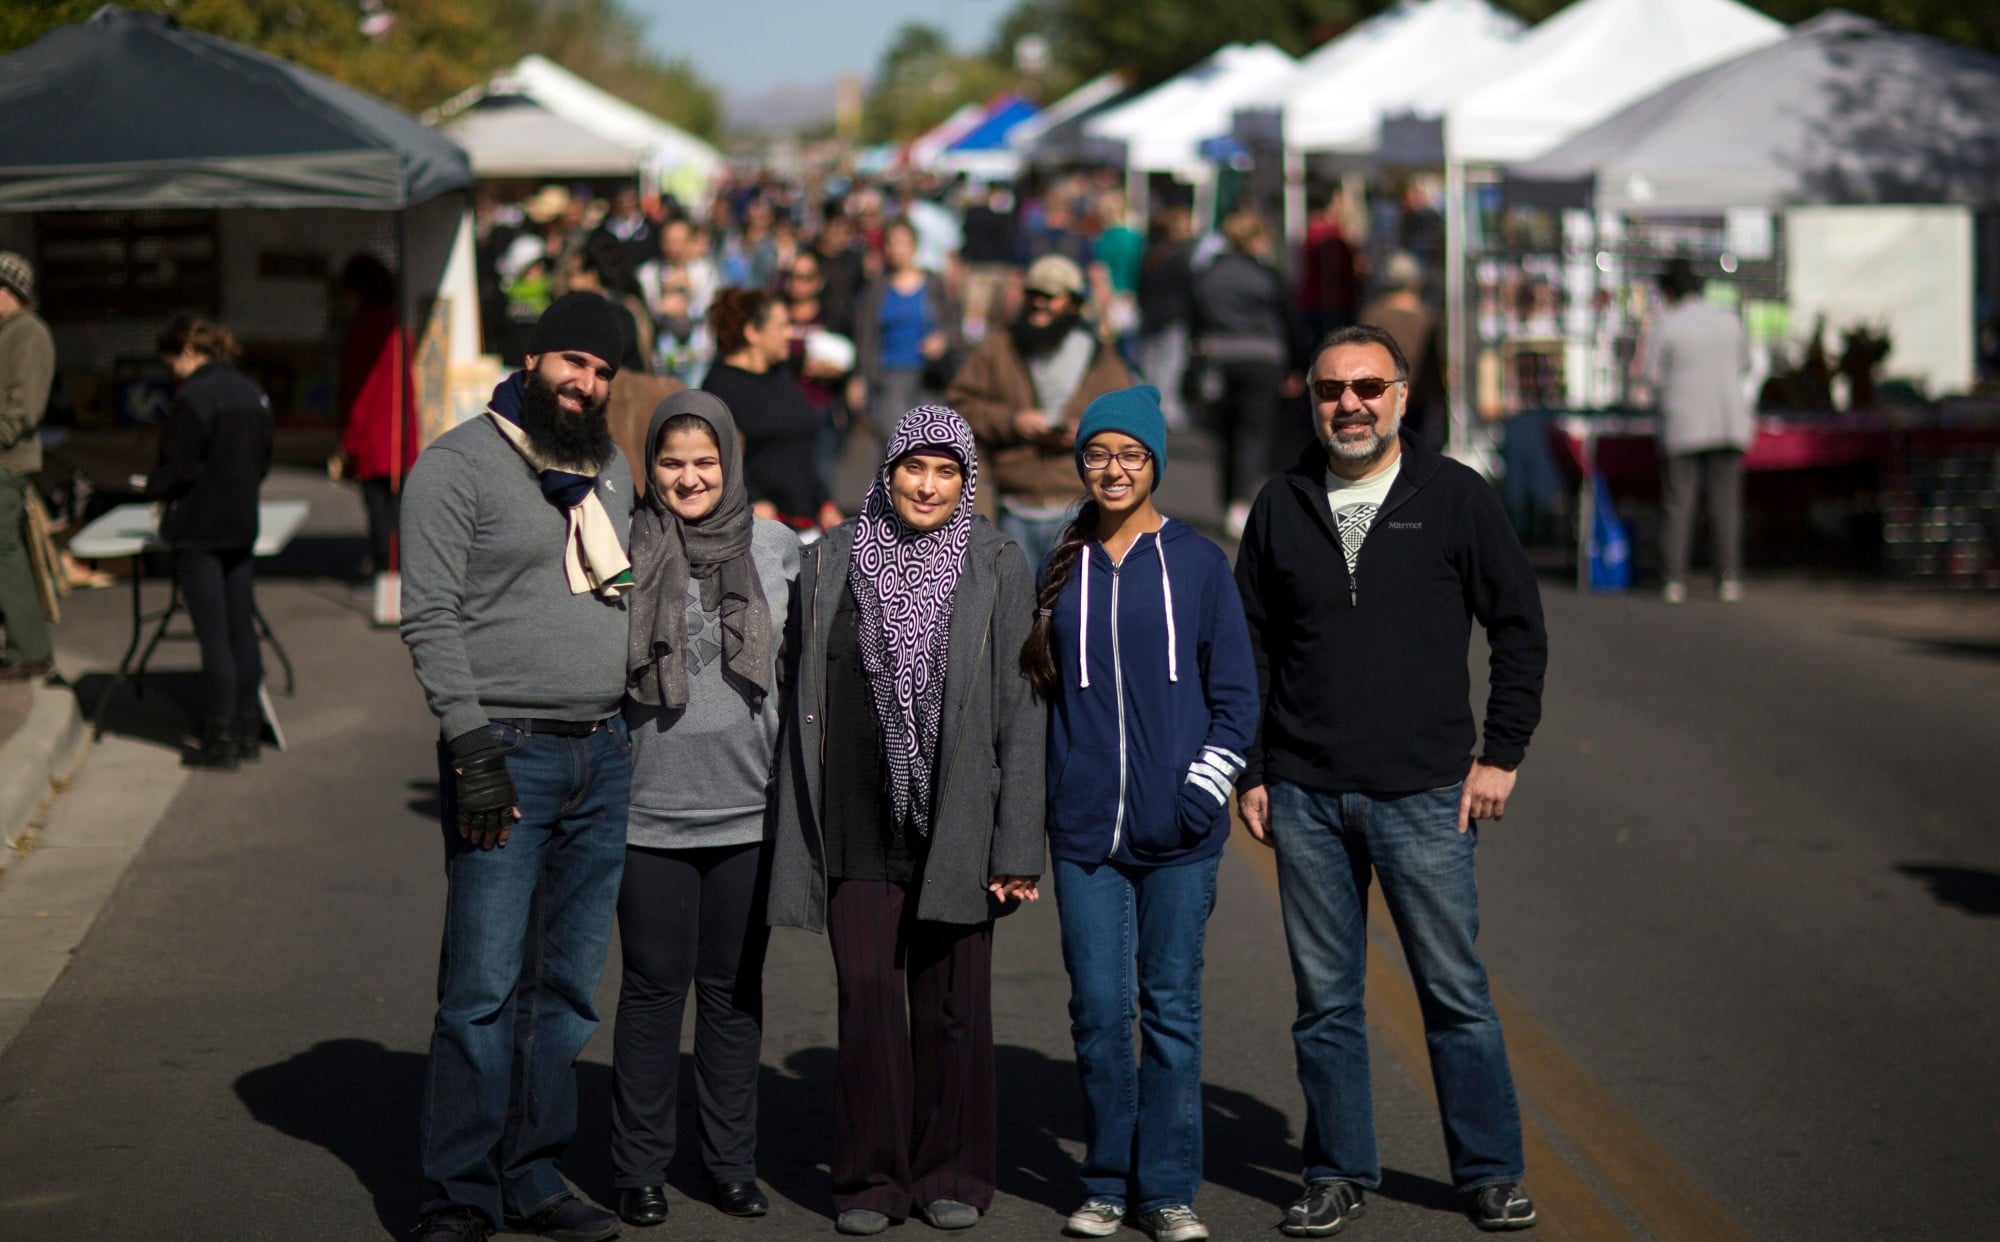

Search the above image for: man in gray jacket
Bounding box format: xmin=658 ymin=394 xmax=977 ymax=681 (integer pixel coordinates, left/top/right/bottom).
xmin=400 ymin=293 xmax=635 ymax=1242
xmin=0 ymin=252 xmax=55 ymax=682
xmin=1646 ymin=258 xmax=1754 ymax=603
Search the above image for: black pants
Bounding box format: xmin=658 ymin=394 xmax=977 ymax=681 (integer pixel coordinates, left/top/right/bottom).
xmin=176 ymin=547 xmax=261 ymax=727
xmin=611 ymin=841 xmax=770 ymax=1186
xmin=1215 ymin=359 xmax=1295 ymax=510
xmin=827 ymin=878 xmax=996 ymax=1219
xmin=359 ymin=478 xmax=400 ymax=575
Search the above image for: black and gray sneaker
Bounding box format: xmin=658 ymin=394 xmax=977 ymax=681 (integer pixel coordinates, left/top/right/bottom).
xmin=1280 ymin=1180 xmax=1365 ymax=1237
xmin=1471 ymin=1184 xmax=1537 ymax=1231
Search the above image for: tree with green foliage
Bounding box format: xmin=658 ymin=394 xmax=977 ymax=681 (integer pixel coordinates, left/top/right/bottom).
xmin=1 ymin=0 xmax=721 ymax=138
xmin=860 ymin=21 xmax=1019 ymax=144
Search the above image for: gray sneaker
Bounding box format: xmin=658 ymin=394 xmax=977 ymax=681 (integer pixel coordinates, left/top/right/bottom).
xmin=1137 ymin=1204 xmax=1210 ymax=1242
xmin=1281 ymin=1180 xmax=1366 ymax=1236
xmin=1064 ymin=1199 xmax=1127 ymax=1237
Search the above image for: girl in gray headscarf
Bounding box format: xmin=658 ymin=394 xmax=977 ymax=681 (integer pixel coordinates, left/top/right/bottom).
xmin=611 ymin=390 xmax=800 ymax=1227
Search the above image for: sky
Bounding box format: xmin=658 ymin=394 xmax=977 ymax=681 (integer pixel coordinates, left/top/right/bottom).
xmin=627 ymin=0 xmax=1013 ymax=119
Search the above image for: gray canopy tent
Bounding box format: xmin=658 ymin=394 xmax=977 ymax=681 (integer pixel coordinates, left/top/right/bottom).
xmin=1506 ymin=11 xmax=2000 ymax=212
xmin=0 ymin=6 xmax=472 ymax=211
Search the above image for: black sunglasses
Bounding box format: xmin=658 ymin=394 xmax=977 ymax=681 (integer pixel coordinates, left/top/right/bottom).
xmin=1310 ymin=377 xmax=1404 ymax=402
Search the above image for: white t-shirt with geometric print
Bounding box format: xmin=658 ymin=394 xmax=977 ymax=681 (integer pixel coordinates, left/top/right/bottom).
xmin=1324 ymin=456 xmax=1401 ymax=576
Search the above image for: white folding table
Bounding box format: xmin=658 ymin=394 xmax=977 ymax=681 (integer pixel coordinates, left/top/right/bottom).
xmin=69 ymin=499 xmax=310 ymax=741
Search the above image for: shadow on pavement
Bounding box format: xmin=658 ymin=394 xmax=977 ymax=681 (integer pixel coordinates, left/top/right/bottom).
xmin=1894 ymin=637 xmax=2000 ymax=664
xmin=1896 ymin=863 xmax=2000 ymax=917
xmin=234 ymin=1039 xmax=428 ymax=1235
xmin=70 ymin=669 xmax=197 ymax=753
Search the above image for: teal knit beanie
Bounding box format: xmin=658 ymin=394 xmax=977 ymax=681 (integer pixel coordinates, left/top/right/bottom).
xmin=1075 ymin=385 xmax=1168 ymax=479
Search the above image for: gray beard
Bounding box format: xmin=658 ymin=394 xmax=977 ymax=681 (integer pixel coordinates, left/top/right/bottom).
xmin=1321 ymin=410 xmax=1402 ymax=469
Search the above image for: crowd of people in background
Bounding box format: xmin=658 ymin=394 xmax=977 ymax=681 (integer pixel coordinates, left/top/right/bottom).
xmin=466 ymin=170 xmax=1446 ymax=540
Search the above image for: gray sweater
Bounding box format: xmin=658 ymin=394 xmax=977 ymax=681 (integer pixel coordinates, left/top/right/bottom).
xmin=400 ymin=415 xmax=633 ymax=742
xmin=624 ymin=520 xmax=800 ymax=849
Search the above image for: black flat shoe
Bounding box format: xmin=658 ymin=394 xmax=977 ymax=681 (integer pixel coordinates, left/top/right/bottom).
xmin=523 ymin=1195 xmax=620 ymax=1241
xmin=714 ymin=1180 xmax=768 ymax=1217
xmin=618 ymin=1185 xmax=668 ymax=1227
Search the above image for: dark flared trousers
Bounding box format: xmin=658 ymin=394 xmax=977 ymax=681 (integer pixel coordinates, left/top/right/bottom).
xmin=176 ymin=546 xmax=261 ymax=727
xmin=826 ymin=878 xmax=996 ymax=1220
xmin=610 ymin=841 xmax=770 ymax=1186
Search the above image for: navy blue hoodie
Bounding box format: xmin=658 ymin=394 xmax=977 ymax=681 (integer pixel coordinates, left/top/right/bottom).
xmin=1044 ymin=518 xmax=1260 ymax=867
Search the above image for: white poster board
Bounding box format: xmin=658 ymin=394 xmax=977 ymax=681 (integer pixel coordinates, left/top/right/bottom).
xmin=1784 ymin=205 xmax=1973 ymax=399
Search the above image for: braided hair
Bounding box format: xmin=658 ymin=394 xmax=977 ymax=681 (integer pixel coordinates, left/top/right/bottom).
xmin=1019 ymin=500 xmax=1102 ymax=699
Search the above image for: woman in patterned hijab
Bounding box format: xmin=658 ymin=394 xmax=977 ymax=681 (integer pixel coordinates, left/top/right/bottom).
xmin=847 ymin=402 xmax=979 ymax=836
xmin=766 ymin=402 xmax=1046 ymax=1236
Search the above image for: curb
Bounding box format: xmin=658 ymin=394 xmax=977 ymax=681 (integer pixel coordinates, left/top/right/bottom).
xmin=0 ymin=675 xmax=91 ymax=860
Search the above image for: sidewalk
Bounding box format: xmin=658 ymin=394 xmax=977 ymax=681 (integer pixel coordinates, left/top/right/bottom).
xmin=0 ymin=663 xmax=89 ymax=862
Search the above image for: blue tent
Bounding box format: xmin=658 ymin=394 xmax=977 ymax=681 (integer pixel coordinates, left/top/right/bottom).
xmin=947 ymin=96 xmax=1041 ymax=153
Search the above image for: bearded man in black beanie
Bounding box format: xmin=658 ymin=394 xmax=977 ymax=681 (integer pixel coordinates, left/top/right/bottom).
xmin=949 ymin=252 xmax=1131 ymax=571
xmin=401 ymin=293 xmax=636 ymax=1242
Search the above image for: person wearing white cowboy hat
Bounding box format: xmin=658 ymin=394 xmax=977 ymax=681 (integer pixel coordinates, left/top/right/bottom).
xmin=0 ymin=251 xmax=56 ymax=682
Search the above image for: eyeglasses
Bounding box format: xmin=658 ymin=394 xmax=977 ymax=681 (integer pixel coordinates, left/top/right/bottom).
xmin=1081 ymin=447 xmax=1154 ymax=471
xmin=1310 ymin=377 xmax=1403 ymax=402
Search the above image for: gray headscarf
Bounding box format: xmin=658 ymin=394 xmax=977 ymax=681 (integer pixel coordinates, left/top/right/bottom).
xmin=626 ymin=390 xmax=773 ymax=710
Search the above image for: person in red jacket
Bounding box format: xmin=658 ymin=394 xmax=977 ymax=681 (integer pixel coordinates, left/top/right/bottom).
xmin=338 ymin=253 xmax=419 ymax=580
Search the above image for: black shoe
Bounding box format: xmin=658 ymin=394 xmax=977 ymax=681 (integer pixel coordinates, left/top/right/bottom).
xmin=714 ymin=1179 xmax=768 ymax=1217
xmin=235 ymin=710 xmax=263 ymax=762
xmin=1280 ymin=1180 xmax=1365 ymax=1237
xmin=186 ymin=726 xmax=240 ymax=771
xmin=414 ymin=1208 xmax=493 ymax=1242
xmin=523 ymin=1195 xmax=621 ymax=1242
xmin=618 ymin=1185 xmax=668 ymax=1227
xmin=1471 ymin=1184 xmax=1537 ymax=1231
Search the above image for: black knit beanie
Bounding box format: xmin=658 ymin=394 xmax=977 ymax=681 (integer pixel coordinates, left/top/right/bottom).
xmin=527 ymin=292 xmax=626 ymax=369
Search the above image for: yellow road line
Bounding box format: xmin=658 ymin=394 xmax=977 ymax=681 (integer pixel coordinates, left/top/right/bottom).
xmin=1230 ymin=829 xmax=1753 ymax=1241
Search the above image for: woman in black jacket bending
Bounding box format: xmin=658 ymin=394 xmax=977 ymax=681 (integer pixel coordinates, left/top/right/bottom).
xmin=147 ymin=314 xmax=274 ymax=769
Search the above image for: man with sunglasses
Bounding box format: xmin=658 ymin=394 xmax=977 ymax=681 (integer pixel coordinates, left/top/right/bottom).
xmin=949 ymin=253 xmax=1131 ymax=570
xmin=1234 ymin=324 xmax=1548 ymax=1236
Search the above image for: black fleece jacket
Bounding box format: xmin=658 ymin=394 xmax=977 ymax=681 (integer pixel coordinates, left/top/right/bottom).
xmin=146 ymin=361 xmax=274 ymax=551
xmin=1233 ymin=432 xmax=1546 ymax=795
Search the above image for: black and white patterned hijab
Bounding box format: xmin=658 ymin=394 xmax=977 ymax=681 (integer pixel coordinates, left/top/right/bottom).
xmin=848 ymin=404 xmax=980 ymax=837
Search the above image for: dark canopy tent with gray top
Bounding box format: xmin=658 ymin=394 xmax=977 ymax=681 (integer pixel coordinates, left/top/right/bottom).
xmin=0 ymin=6 xmax=473 ymax=210
xmin=1505 ymin=11 xmax=2000 ymax=212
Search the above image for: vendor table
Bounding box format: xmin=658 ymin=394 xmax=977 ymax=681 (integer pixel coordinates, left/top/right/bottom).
xmin=69 ymin=500 xmax=309 ymax=741
xmin=1547 ymin=412 xmax=2000 ymax=588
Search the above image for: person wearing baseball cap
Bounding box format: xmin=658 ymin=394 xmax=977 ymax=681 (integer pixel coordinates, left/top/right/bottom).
xmin=399 ymin=291 xmax=634 ymax=1242
xmin=0 ymin=251 xmax=56 ymax=682
xmin=947 ymin=250 xmax=1132 ymax=573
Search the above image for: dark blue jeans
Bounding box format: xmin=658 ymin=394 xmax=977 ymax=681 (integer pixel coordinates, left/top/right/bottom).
xmin=1267 ymin=779 xmax=1523 ymax=1192
xmin=420 ymin=718 xmax=632 ymax=1227
xmin=1053 ymin=854 xmax=1220 ymax=1212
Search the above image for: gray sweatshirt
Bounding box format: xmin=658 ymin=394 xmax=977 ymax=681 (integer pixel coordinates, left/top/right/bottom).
xmin=624 ymin=520 xmax=799 ymax=849
xmin=400 ymin=416 xmax=633 ymax=742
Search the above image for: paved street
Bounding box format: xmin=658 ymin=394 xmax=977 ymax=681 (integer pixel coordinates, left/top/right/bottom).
xmin=0 ymin=455 xmax=1994 ymax=1241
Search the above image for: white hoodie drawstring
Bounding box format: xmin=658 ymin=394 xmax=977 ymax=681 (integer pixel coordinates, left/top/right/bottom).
xmin=1157 ymin=530 xmax=1178 ymax=682
xmin=1078 ymin=545 xmax=1091 ymax=689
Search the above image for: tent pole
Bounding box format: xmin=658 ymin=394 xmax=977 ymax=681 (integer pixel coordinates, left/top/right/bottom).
xmin=1444 ymin=157 xmax=1468 ymax=460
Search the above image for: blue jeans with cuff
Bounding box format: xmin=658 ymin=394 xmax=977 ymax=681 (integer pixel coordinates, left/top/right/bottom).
xmin=420 ymin=716 xmax=632 ymax=1227
xmin=1267 ymin=778 xmax=1523 ymax=1193
xmin=1053 ymin=853 xmax=1220 ymax=1212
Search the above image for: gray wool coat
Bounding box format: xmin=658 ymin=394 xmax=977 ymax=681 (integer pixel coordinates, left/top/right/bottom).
xmin=767 ymin=516 xmax=1046 ymax=932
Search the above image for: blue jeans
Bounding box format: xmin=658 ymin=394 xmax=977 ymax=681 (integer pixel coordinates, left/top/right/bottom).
xmin=998 ymin=506 xmax=1074 ymax=580
xmin=1053 ymin=854 xmax=1220 ymax=1211
xmin=421 ymin=718 xmax=633 ymax=1227
xmin=1267 ymin=779 xmax=1523 ymax=1192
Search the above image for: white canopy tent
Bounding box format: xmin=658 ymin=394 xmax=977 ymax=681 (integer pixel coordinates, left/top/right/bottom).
xmin=1444 ymin=0 xmax=1785 ymax=166
xmin=437 ymin=103 xmax=643 ymax=179
xmin=1279 ymin=0 xmax=1523 ymax=157
xmin=1430 ymin=0 xmax=1787 ymax=462
xmin=1087 ymin=43 xmax=1297 ymax=177
xmin=1009 ymin=72 xmax=1130 ymax=168
xmin=430 ymin=55 xmax=722 ymax=198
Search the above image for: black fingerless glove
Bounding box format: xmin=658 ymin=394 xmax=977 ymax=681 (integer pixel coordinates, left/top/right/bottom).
xmin=452 ymin=751 xmax=516 ymax=833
